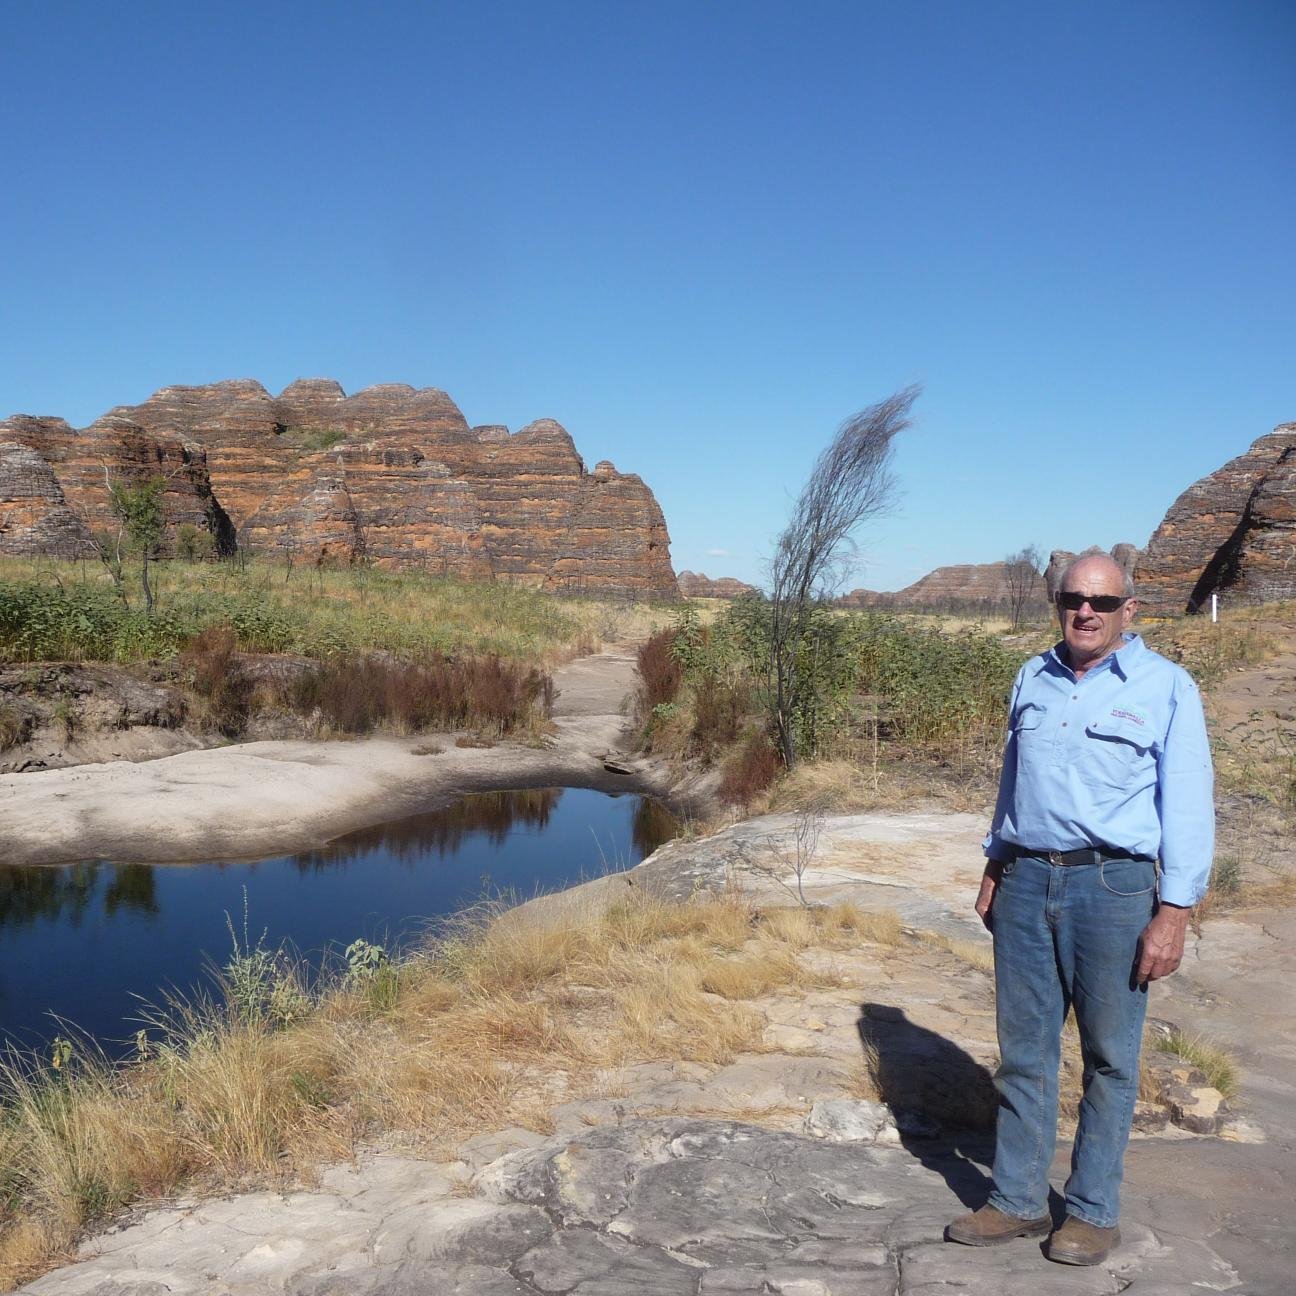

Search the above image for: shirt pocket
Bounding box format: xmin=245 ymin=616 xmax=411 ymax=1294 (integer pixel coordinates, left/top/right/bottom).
xmin=1082 ymin=716 xmax=1156 ymax=788
xmin=1012 ymin=704 xmax=1045 ymax=738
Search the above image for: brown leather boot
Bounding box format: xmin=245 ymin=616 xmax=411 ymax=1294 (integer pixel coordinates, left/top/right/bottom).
xmin=1046 ymin=1215 xmax=1121 ymax=1265
xmin=945 ymin=1204 xmax=1052 ymax=1246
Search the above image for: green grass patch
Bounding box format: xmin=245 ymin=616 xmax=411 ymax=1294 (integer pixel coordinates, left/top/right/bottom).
xmin=1158 ymin=1029 xmax=1239 ymax=1098
xmin=0 ymin=557 xmax=666 ymax=667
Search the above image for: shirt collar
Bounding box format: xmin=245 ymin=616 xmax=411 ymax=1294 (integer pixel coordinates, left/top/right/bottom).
xmin=1038 ymin=632 xmax=1143 ymax=681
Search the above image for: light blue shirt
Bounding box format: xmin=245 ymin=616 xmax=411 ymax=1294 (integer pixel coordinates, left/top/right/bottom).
xmin=984 ymin=633 xmax=1214 ymax=906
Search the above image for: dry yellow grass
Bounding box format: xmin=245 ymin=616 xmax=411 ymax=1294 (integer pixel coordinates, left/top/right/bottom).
xmin=917 ymin=931 xmax=995 ymax=972
xmin=1142 ymin=611 xmax=1282 ymax=688
xmin=768 ymin=760 xmax=877 ymax=813
xmin=0 ymin=886 xmax=885 ymax=1290
xmin=814 ymin=901 xmax=906 ymax=947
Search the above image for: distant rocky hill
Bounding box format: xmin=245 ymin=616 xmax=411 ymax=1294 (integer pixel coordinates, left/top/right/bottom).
xmin=0 ymin=379 xmax=678 ymax=598
xmin=1135 ymin=422 xmax=1296 ymax=614
xmin=838 ymin=561 xmax=1047 ymax=612
xmin=676 ymin=571 xmax=759 ymax=599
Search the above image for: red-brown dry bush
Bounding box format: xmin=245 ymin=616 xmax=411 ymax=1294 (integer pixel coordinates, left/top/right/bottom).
xmin=691 ymin=675 xmax=750 ymax=755
xmin=182 ymin=625 xmax=252 ymax=737
xmin=635 ymin=629 xmax=682 ymax=723
xmin=288 ymin=653 xmax=553 ymax=737
xmin=717 ymin=728 xmax=781 ymax=805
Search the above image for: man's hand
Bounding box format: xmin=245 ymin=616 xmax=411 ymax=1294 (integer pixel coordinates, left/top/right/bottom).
xmin=975 ymin=860 xmax=1004 ymax=931
xmin=1136 ymin=902 xmax=1191 ymax=983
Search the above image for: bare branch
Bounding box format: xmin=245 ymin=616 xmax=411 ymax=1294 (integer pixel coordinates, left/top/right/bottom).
xmin=767 ymin=387 xmax=918 ymax=768
xmin=1003 ymin=543 xmax=1044 ymax=631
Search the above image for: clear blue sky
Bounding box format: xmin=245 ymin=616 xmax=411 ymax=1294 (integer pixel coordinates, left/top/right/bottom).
xmin=2 ymin=1 xmax=1292 ymax=590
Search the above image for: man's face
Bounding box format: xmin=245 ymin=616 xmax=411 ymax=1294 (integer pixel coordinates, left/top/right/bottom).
xmin=1056 ymin=562 xmax=1137 ymax=671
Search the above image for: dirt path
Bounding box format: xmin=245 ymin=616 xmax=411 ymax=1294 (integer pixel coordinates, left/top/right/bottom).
xmin=1204 ymin=620 xmax=1296 ymax=735
xmin=0 ymin=651 xmax=652 ymax=868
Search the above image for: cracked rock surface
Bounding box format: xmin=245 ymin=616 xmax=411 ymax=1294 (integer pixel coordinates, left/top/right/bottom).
xmin=21 ymin=1119 xmax=1243 ymax=1296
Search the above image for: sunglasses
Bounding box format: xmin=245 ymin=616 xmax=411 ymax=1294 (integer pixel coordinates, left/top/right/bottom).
xmin=1055 ymin=591 xmax=1129 ymax=613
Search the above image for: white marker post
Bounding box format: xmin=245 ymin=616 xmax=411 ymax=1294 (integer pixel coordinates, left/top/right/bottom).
xmin=1211 ymin=593 xmax=1218 ymax=623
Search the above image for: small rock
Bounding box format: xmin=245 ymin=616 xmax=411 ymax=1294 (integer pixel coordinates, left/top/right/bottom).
xmin=1164 ymin=1062 xmax=1210 ymax=1087
xmin=804 ymin=1099 xmax=898 ymax=1143
xmin=1131 ymin=1101 xmax=1169 ymax=1133
xmin=1144 ymin=1016 xmax=1178 ymax=1042
xmin=1165 ymin=1084 xmax=1226 ymax=1134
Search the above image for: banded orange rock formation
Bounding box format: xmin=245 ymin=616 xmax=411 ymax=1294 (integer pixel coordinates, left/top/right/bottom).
xmin=838 ymin=561 xmax=1046 ymax=611
xmin=0 ymin=380 xmax=678 ymax=598
xmin=1135 ymin=423 xmax=1296 ymax=614
xmin=676 ymin=571 xmax=759 ymax=599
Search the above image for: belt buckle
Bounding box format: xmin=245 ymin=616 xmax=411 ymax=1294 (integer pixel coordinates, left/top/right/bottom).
xmin=1048 ymin=850 xmax=1064 ymax=866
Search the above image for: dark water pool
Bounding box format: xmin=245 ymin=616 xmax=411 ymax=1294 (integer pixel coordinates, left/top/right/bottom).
xmin=0 ymin=787 xmax=678 ymax=1058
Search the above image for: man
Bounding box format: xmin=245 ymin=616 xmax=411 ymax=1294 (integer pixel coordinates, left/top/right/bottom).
xmin=946 ymin=554 xmax=1214 ymax=1266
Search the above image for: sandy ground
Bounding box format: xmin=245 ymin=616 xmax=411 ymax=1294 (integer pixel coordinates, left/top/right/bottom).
xmin=0 ymin=651 xmax=662 ymax=867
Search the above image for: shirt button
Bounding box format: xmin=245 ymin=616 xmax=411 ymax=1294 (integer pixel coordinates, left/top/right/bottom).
xmin=1062 ymin=721 xmax=1068 ymax=727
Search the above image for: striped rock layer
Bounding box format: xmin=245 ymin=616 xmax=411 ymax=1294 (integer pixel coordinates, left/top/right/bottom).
xmin=676 ymin=571 xmax=759 ymax=599
xmin=0 ymin=380 xmax=677 ymax=598
xmin=838 ymin=561 xmax=1048 ymax=611
xmin=1134 ymin=423 xmax=1296 ymax=614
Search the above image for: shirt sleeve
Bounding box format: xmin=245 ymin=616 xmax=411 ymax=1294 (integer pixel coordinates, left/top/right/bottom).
xmin=983 ymin=667 xmax=1026 ymax=862
xmin=1155 ymin=671 xmax=1215 ymax=906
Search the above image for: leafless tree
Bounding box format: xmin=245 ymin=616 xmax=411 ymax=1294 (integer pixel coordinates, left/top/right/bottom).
xmin=765 ymin=808 xmax=825 ymax=907
xmin=1003 ymin=544 xmax=1044 ymax=630
xmin=768 ymin=387 xmax=917 ymax=770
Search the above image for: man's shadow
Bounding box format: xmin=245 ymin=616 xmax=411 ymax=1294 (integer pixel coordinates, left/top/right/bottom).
xmin=857 ymin=1001 xmax=1065 ymax=1219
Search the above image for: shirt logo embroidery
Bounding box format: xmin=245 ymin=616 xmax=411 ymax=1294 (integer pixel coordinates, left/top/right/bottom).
xmin=1110 ymin=708 xmax=1146 ymax=726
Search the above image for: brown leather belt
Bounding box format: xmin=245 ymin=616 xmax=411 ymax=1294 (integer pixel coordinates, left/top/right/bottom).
xmin=1008 ymin=846 xmax=1155 ymax=867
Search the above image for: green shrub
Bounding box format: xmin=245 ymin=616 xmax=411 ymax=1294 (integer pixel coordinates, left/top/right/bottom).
xmin=633 ymin=600 xmax=1020 ymax=772
xmin=850 ymin=614 xmax=1018 ymax=747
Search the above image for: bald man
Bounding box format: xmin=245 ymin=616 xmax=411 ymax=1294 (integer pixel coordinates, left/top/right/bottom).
xmin=947 ymin=555 xmax=1214 ymax=1266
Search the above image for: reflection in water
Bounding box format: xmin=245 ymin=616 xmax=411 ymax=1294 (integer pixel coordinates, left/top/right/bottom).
xmin=292 ymin=788 xmax=563 ymax=870
xmin=0 ymin=792 xmax=678 ymax=932
xmin=632 ymin=796 xmax=681 ymax=860
xmin=0 ymin=862 xmax=158 ymax=929
xmin=0 ymin=787 xmax=679 ymax=1055
xmin=292 ymin=788 xmax=680 ymax=871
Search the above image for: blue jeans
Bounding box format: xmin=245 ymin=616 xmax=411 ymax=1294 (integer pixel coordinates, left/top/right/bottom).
xmin=987 ymin=853 xmax=1155 ymax=1228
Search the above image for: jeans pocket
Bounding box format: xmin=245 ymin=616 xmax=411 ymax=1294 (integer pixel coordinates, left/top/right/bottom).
xmin=1098 ymin=858 xmax=1156 ymax=896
